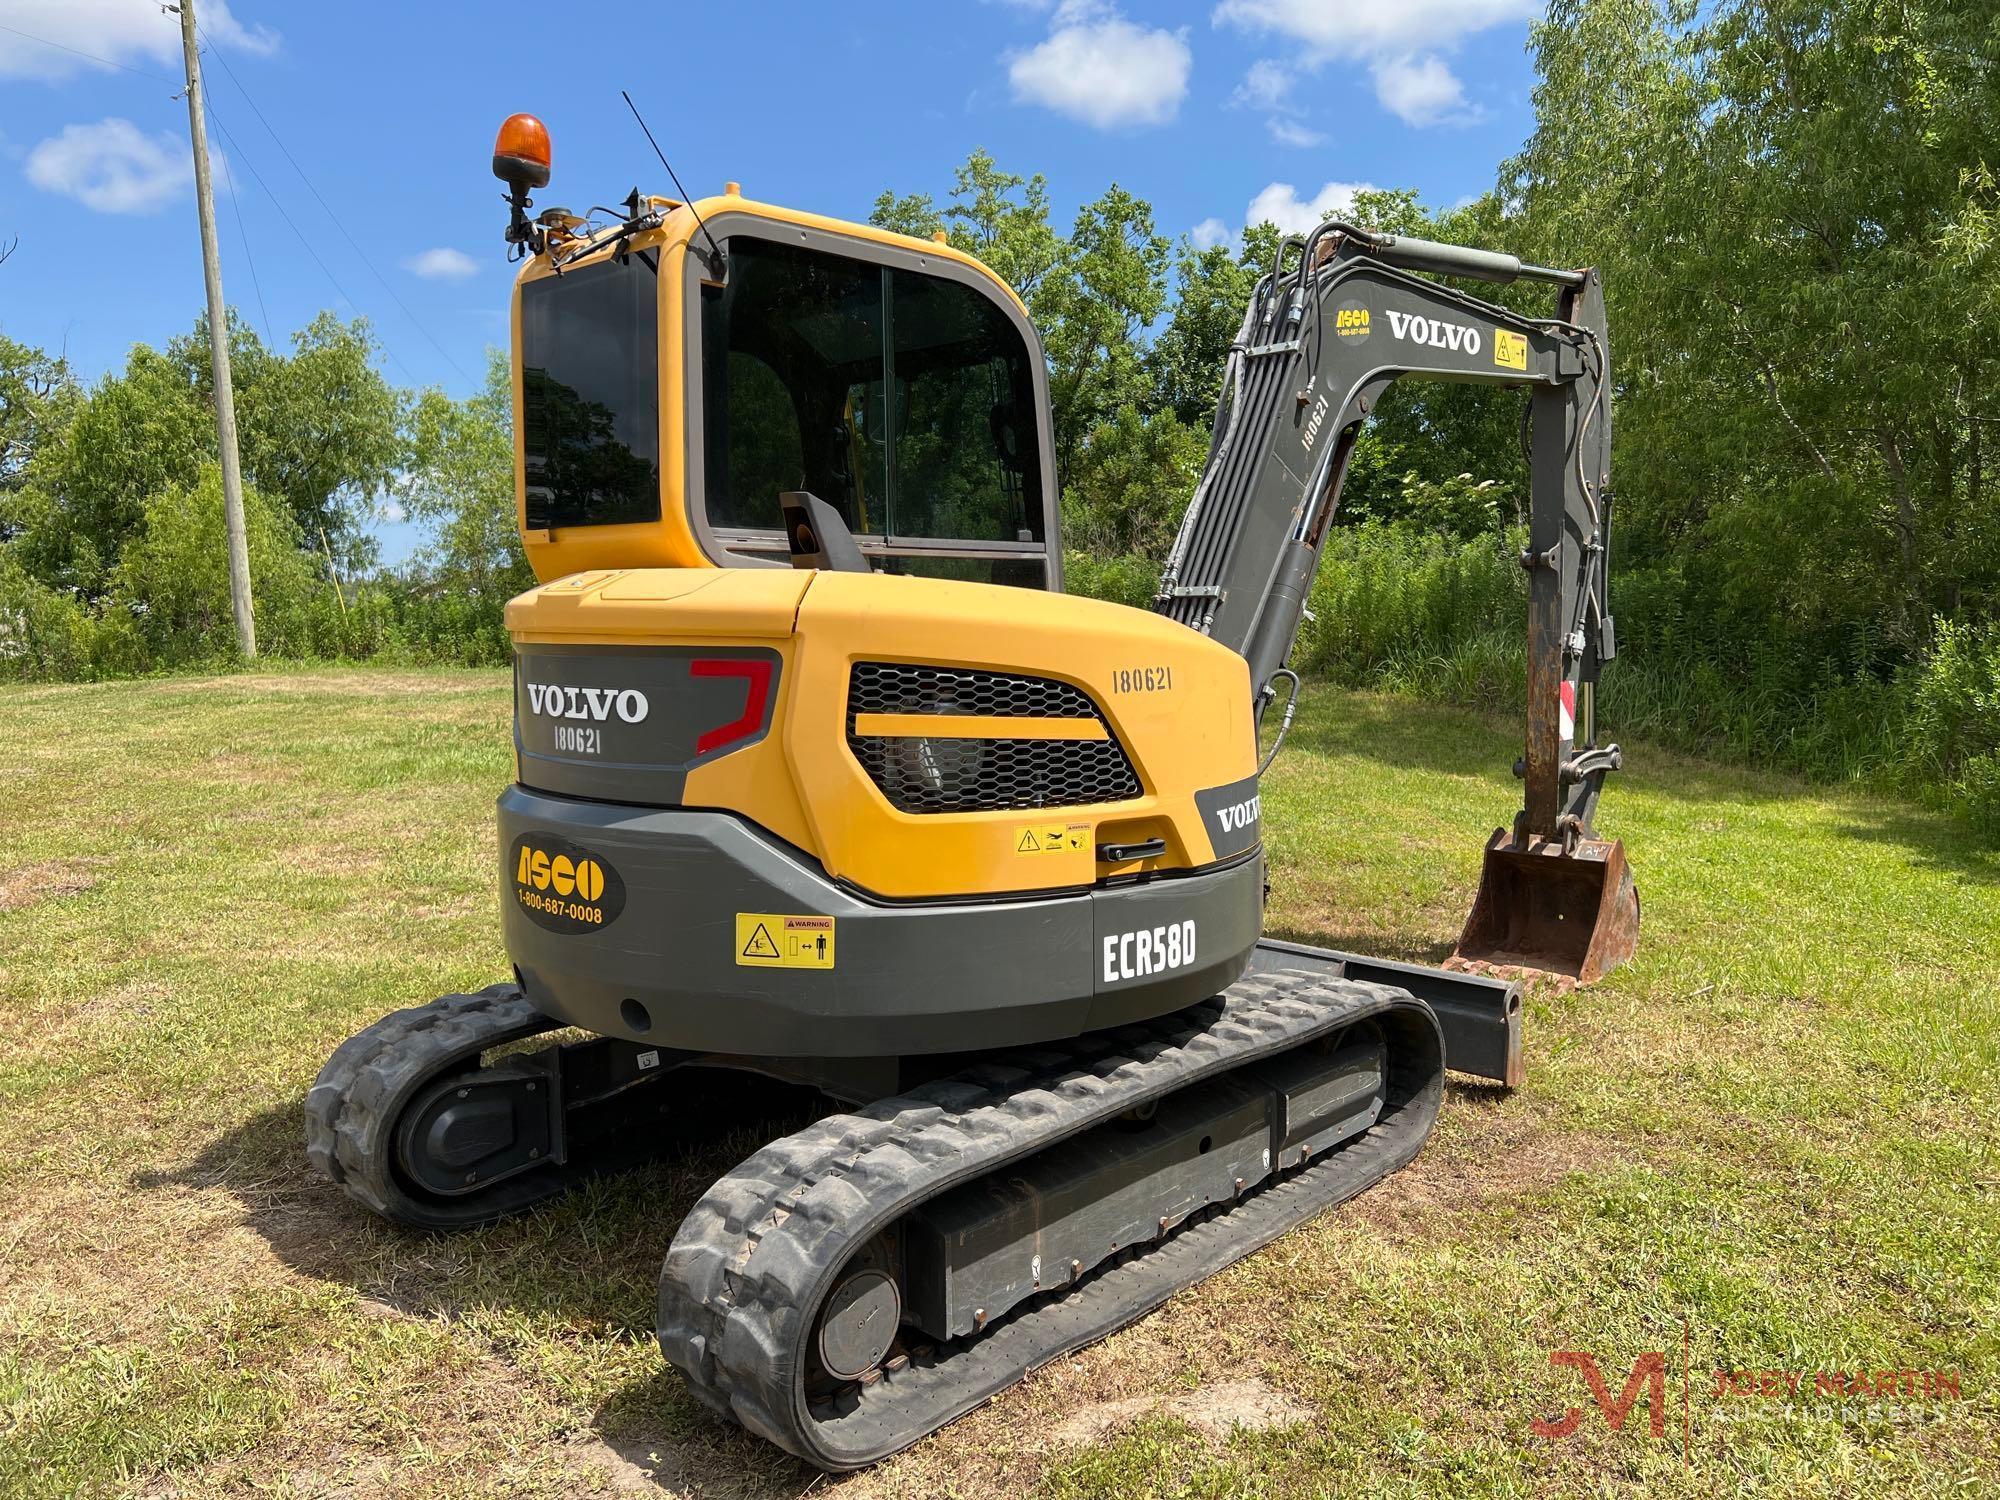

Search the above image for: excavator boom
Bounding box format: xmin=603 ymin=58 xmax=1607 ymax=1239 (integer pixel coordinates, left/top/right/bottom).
xmin=1159 ymin=221 xmax=1639 ymax=983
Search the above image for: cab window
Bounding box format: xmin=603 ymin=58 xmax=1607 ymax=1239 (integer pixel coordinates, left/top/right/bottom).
xmin=519 ymin=254 xmax=661 ymax=529
xmin=699 ymin=238 xmax=1045 ymax=552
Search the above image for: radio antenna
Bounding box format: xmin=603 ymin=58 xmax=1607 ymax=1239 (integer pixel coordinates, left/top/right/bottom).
xmin=621 ymin=89 xmax=723 ymax=274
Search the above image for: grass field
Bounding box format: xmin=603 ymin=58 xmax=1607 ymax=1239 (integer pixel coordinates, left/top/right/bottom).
xmin=1 ymin=667 xmax=1995 ymax=1498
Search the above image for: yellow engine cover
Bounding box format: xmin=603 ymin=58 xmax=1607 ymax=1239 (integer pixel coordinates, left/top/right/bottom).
xmin=505 ymin=568 xmax=1258 ymax=900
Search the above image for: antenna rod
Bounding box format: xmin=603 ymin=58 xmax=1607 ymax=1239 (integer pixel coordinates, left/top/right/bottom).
xmin=621 ymin=90 xmax=723 ymax=273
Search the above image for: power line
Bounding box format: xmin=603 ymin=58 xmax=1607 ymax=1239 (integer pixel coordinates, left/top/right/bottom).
xmin=10 ymin=13 xmax=471 ymax=391
xmin=196 ymin=25 xmax=477 ymax=386
xmin=195 ymin=98 xmax=420 ymax=383
xmin=205 ymin=85 xmax=273 ymax=343
xmin=0 ymin=22 xmax=177 ymax=82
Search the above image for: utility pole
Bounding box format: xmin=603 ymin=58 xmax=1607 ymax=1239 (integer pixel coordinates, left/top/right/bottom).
xmin=176 ymin=0 xmax=256 ymax=657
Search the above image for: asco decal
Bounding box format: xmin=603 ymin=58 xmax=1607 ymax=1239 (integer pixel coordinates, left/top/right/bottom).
xmin=511 ymin=833 xmax=626 ymax=934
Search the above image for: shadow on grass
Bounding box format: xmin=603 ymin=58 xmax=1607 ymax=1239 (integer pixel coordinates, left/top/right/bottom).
xmin=1286 ymin=688 xmax=1999 ymax=887
xmin=1827 ymin=803 xmax=2000 ymax=885
xmin=141 ymin=1076 xmax=829 ymax=1497
xmin=1277 ymin=693 xmax=1514 ymax=782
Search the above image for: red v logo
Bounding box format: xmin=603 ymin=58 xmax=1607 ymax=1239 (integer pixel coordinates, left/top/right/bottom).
xmin=1531 ymin=1351 xmax=1667 ymax=1439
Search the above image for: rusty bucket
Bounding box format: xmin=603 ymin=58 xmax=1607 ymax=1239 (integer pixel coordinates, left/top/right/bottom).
xmin=1454 ymin=829 xmax=1640 ymax=984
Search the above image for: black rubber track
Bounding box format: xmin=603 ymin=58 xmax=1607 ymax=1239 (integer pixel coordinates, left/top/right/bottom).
xmin=305 ymin=986 xmax=564 ymax=1228
xmin=657 ymin=971 xmax=1444 ymax=1469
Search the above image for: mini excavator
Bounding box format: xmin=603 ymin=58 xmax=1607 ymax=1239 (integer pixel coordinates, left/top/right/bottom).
xmin=307 ymin=113 xmax=1639 ymax=1468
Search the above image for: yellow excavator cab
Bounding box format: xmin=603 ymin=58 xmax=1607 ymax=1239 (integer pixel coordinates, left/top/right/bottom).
xmin=508 ymin=186 xmax=1061 ymax=591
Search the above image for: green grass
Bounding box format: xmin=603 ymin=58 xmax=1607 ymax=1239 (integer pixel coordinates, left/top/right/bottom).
xmin=0 ymin=667 xmax=1995 ymax=1497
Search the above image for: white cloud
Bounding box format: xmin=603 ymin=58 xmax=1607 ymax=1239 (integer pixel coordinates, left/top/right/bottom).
xmin=1190 ymin=216 xmax=1231 ymax=250
xmin=1267 ymin=116 xmax=1326 ymax=147
xmin=1234 ymin=58 xmax=1294 ymax=112
xmin=0 ymin=0 xmax=278 ymax=81
xmin=1008 ymin=5 xmax=1191 ymax=129
xmin=1215 ymin=0 xmax=1532 ymax=127
xmin=1234 ymin=58 xmax=1326 ymax=144
xmin=1245 ymin=179 xmax=1377 ymax=235
xmin=406 ymin=247 xmax=481 ymax=280
xmin=1373 ymin=53 xmax=1472 ymax=126
xmin=25 ymin=118 xmax=191 ymax=214
xmin=1213 ymin=0 xmax=1535 ymax=56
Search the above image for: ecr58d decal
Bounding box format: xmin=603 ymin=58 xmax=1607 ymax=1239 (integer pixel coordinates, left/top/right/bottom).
xmin=1101 ymin=920 xmax=1197 ymax=984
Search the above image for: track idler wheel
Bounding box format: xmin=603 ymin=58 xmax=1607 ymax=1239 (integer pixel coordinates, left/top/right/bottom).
xmin=306 ymin=988 xmax=569 ymax=1229
xmin=395 ymin=1061 xmax=557 ymax=1199
xmin=815 ymin=1269 xmax=901 ymax=1383
xmin=306 ymin=986 xmax=687 ymax=1229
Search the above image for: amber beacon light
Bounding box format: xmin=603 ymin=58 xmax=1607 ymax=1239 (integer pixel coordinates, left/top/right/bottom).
xmin=492 ymin=113 xmax=552 ymax=189
xmin=492 ymin=113 xmax=553 ymax=253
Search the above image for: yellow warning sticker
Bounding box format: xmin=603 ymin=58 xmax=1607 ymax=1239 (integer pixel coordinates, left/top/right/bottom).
xmin=1014 ymin=821 xmax=1090 ymax=857
xmin=1493 ymin=329 xmax=1528 ymax=372
xmin=735 ymin=912 xmax=836 ymax=969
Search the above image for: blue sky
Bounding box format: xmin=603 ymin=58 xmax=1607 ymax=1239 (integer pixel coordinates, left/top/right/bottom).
xmin=0 ymin=0 xmax=1545 ymax=560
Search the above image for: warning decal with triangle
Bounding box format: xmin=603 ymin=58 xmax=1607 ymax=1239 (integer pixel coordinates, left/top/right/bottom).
xmin=1012 ymin=819 xmax=1091 ymax=859
xmin=735 ymin=911 xmax=837 ymax=969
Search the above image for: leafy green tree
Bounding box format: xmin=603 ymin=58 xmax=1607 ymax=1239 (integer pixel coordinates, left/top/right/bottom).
xmin=0 ymin=332 xmax=76 ymax=512
xmin=11 ymin=342 xmax=210 ymax=596
xmin=877 ymin=154 xmax=1169 ymax=489
xmin=401 ymin=351 xmax=532 ymax=597
xmin=1061 ymin=404 xmax=1205 ymax=559
xmin=1510 ymin=0 xmax=2000 ymax=670
xmin=873 ymin=148 xmax=1067 ymax=306
xmin=172 ymin=312 xmax=402 ymax=565
xmin=112 ymin=463 xmax=320 ymax=661
xmin=12 ymin=312 xmax=402 ymax=596
xmin=1037 ymin=186 xmax=1171 ymax=488
xmin=1147 ymin=241 xmax=1262 ymax=429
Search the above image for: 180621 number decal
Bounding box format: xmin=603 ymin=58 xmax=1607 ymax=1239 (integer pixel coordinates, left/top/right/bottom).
xmin=1111 ymin=665 xmax=1172 ymax=694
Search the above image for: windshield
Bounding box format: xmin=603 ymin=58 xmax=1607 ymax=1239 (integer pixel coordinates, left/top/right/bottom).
xmin=519 ymin=254 xmax=661 ymax=530
xmin=699 ymin=238 xmax=1044 ymax=547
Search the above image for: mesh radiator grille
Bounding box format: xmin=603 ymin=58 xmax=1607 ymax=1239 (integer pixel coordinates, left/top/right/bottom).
xmin=846 ymin=662 xmax=1142 ymax=814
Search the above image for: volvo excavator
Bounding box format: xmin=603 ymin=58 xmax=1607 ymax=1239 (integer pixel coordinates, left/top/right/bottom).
xmin=306 ymin=114 xmax=1639 ymax=1468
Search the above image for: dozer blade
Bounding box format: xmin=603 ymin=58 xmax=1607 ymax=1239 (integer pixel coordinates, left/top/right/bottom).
xmin=1454 ymin=829 xmax=1639 ymax=985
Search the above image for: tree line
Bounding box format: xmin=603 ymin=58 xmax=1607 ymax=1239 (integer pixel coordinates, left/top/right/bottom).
xmin=1 ymin=0 xmax=1994 ymax=831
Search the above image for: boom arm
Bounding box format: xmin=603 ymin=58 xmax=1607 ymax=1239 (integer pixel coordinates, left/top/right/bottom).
xmin=1157 ymin=223 xmax=1619 ymax=848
